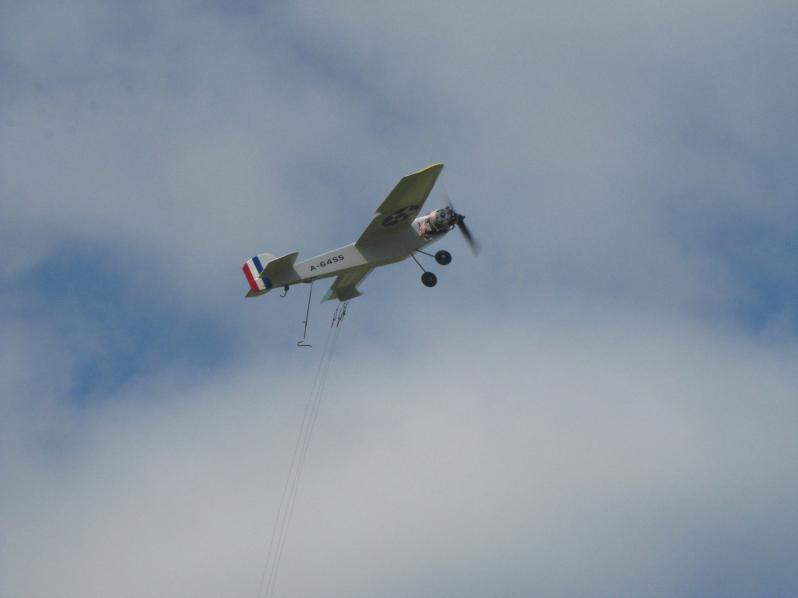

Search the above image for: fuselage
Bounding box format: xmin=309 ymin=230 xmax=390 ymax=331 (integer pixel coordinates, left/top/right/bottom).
xmin=270 ymin=209 xmax=451 ymax=289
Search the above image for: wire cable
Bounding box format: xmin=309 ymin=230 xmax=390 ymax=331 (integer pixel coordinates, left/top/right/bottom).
xmin=266 ymin=325 xmax=341 ymax=598
xmin=257 ymin=304 xmax=349 ymax=598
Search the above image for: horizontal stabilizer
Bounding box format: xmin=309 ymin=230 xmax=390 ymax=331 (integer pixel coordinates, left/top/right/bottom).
xmin=245 ymin=288 xmax=267 ymax=298
xmin=260 ymin=251 xmax=299 ymax=280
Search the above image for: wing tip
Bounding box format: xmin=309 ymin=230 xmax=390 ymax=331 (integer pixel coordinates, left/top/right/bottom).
xmin=412 ymin=162 xmax=444 ymax=176
xmin=322 ymin=288 xmax=364 ymax=302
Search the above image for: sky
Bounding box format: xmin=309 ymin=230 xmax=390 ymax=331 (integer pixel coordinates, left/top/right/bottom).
xmin=1 ymin=1 xmax=797 ymax=596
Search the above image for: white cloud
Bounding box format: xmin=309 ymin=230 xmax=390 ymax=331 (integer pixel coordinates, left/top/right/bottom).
xmin=2 ymin=2 xmax=797 ymax=596
xmin=4 ymin=0 xmax=795 ymax=317
xmin=2 ymin=309 xmax=797 ymax=597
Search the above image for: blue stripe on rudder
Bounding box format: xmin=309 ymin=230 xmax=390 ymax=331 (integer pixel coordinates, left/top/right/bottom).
xmin=252 ymin=255 xmax=264 ymax=273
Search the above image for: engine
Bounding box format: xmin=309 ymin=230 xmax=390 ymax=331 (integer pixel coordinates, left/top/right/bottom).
xmin=416 ymin=206 xmax=457 ymax=237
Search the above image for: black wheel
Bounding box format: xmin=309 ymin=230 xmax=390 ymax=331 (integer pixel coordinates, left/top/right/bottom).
xmin=421 ymin=271 xmax=438 ymax=287
xmin=435 ymin=250 xmax=452 ymax=265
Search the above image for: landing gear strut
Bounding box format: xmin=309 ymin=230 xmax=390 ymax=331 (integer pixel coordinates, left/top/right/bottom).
xmin=411 ymin=252 xmax=439 ymax=289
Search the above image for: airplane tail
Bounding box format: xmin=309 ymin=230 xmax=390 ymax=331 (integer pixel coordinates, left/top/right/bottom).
xmin=242 ymin=253 xmax=276 ymax=297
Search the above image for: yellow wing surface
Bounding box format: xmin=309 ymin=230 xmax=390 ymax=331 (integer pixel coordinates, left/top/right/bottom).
xmin=322 ymin=266 xmax=374 ymax=302
xmin=356 ymin=163 xmax=444 ymax=246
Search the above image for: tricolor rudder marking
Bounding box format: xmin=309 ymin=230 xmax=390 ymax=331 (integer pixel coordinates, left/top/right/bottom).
xmin=242 ymin=254 xmax=273 ymax=293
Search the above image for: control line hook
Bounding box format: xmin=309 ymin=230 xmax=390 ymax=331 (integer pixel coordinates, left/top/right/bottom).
xmin=296 ymin=281 xmax=313 ymax=347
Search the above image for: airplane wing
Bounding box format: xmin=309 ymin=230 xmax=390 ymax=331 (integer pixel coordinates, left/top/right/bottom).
xmin=356 ymin=163 xmax=444 ymax=246
xmin=322 ymin=266 xmax=374 ymax=302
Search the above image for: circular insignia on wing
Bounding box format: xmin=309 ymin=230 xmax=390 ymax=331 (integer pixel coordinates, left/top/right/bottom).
xmin=382 ymin=205 xmax=419 ymax=226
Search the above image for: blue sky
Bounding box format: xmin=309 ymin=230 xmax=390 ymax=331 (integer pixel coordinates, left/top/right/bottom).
xmin=2 ymin=2 xmax=797 ymax=597
xmin=11 ymin=239 xmax=233 ymax=401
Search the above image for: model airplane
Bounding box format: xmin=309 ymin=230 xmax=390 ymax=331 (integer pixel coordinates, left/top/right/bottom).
xmin=242 ymin=163 xmax=478 ymax=302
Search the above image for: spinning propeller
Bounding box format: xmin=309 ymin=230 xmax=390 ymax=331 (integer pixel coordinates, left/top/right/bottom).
xmin=442 ymin=186 xmax=480 ymax=256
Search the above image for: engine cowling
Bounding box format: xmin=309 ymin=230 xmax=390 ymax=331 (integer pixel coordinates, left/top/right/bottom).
xmin=416 ymin=207 xmax=456 ymax=237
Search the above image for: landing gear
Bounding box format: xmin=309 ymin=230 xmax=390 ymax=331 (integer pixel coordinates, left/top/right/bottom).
xmin=421 ymin=271 xmax=438 ymax=287
xmin=411 ymin=251 xmax=441 ymax=288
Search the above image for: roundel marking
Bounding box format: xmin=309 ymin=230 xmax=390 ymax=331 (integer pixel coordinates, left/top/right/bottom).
xmin=382 ymin=205 xmax=419 ymax=226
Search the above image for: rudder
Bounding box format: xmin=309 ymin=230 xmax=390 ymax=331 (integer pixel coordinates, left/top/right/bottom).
xmin=242 ymin=253 xmax=276 ymax=296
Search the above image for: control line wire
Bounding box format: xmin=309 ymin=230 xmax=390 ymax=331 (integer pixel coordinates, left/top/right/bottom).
xmin=268 ymin=323 xmax=342 ymax=598
xmin=258 ymin=326 xmax=334 ymax=598
xmin=257 ymin=306 xmax=347 ymax=598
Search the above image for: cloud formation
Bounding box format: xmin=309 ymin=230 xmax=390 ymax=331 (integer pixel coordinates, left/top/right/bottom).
xmin=2 ymin=2 xmax=797 ymax=597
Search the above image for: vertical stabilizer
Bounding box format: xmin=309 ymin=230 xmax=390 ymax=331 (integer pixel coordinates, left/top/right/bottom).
xmin=242 ymin=253 xmax=276 ymax=296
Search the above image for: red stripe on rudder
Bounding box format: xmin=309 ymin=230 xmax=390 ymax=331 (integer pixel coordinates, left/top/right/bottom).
xmin=242 ymin=263 xmax=259 ymax=293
